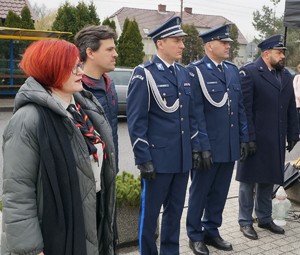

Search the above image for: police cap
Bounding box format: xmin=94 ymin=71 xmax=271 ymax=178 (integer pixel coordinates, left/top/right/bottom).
xmin=148 ymin=16 xmax=187 ymax=42
xmin=199 ymin=24 xmax=233 ymax=43
xmin=257 ymin=34 xmax=287 ymax=51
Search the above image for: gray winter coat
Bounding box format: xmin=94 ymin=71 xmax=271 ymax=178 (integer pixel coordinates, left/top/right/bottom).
xmin=1 ymin=77 xmax=116 ymax=255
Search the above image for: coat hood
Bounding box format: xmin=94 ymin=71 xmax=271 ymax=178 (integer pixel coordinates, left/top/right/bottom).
xmin=14 ymin=77 xmax=68 ymax=117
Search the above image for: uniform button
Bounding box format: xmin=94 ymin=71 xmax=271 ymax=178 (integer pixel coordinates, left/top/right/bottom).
xmin=212 ymin=89 xmax=215 ymax=92
xmin=180 ymin=105 xmax=183 ymax=108
xmin=231 ymin=124 xmax=234 ymax=127
xmin=182 ymin=131 xmax=184 ymax=134
xmin=181 ymin=117 xmax=184 ymax=121
xmin=163 ymin=93 xmax=166 ymax=96
xmin=227 ymin=88 xmax=229 ymax=91
xmin=151 ymin=144 xmax=155 ymax=147
xmin=179 ymin=92 xmax=181 ymax=96
xmin=230 ymin=100 xmax=232 ymax=102
xmin=231 ymin=112 xmax=234 ymax=115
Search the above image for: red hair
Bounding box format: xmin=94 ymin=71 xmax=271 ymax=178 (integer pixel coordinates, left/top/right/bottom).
xmin=20 ymin=40 xmax=79 ymax=90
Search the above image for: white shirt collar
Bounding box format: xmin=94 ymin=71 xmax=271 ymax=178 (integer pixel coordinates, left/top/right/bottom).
xmin=157 ymin=54 xmax=175 ymax=69
xmin=210 ymin=58 xmax=223 ymax=67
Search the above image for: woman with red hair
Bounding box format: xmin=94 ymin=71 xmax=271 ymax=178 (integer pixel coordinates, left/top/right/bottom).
xmin=1 ymin=40 xmax=116 ymax=255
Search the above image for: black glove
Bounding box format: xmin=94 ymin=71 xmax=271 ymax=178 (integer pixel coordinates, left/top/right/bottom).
xmin=248 ymin=141 xmax=257 ymax=156
xmin=201 ymin=151 xmax=213 ymax=170
xmin=286 ymin=140 xmax=297 ymax=152
xmin=137 ymin=161 xmax=156 ymax=180
xmin=240 ymin=142 xmax=249 ymax=161
xmin=192 ymin=151 xmax=202 ymax=169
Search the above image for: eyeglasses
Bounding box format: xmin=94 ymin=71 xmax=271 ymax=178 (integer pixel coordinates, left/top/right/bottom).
xmin=71 ymin=62 xmax=84 ymax=75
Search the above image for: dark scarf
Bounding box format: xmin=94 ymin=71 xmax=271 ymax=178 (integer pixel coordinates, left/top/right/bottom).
xmin=36 ymin=105 xmax=87 ymax=255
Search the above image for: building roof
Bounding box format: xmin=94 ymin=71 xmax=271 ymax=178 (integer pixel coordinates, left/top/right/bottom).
xmin=110 ymin=6 xmax=247 ymax=45
xmin=0 ymin=0 xmax=36 ymax=20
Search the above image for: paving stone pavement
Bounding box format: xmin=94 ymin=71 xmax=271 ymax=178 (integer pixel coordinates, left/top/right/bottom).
xmin=0 ymin=173 xmax=299 ymax=254
xmin=117 ymin=171 xmax=300 ymax=255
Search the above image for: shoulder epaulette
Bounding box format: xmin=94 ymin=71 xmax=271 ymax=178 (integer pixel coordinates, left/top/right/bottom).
xmin=175 ymin=62 xmax=185 ymax=68
xmin=143 ymin=60 xmax=154 ymax=68
xmin=192 ymin=59 xmax=203 ymax=66
xmin=241 ymin=62 xmax=252 ymax=68
xmin=224 ymin=60 xmax=237 ymax=66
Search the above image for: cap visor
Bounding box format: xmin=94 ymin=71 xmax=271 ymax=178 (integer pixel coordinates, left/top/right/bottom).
xmin=272 ymin=46 xmax=287 ymax=50
xmin=169 ymin=31 xmax=188 ymax=37
xmin=220 ymin=38 xmax=233 ymax=42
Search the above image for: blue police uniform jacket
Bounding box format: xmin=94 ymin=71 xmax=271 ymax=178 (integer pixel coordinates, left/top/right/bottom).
xmin=127 ymin=55 xmax=203 ymax=173
xmin=188 ymin=55 xmax=249 ymax=163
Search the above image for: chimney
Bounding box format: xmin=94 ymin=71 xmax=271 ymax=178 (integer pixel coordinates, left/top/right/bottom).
xmin=184 ymin=7 xmax=192 ymax=14
xmin=158 ymin=4 xmax=166 ymax=13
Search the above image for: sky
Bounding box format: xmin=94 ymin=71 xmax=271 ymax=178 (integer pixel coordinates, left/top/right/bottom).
xmin=29 ymin=0 xmax=287 ymax=41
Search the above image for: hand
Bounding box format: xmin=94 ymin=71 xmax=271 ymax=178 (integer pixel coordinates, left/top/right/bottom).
xmin=192 ymin=151 xmax=202 ymax=169
xmin=201 ymin=151 xmax=213 ymax=170
xmin=240 ymin=142 xmax=249 ymax=161
xmin=286 ymin=140 xmax=297 ymax=152
xmin=248 ymin=141 xmax=257 ymax=156
xmin=38 ymin=252 xmax=44 ymax=255
xmin=137 ymin=161 xmax=156 ymax=180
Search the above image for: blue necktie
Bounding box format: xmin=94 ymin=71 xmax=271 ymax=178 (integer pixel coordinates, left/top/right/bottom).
xmin=169 ymin=65 xmax=176 ymax=78
xmin=217 ymin=64 xmax=223 ymax=73
xmin=271 ymin=69 xmax=281 ymax=86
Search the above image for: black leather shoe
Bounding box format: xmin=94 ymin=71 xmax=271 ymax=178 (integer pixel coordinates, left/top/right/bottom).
xmin=189 ymin=240 xmax=209 ymax=255
xmin=204 ymin=236 xmax=233 ymax=251
xmin=240 ymin=225 xmax=258 ymax=240
xmin=258 ymin=221 xmax=285 ymax=234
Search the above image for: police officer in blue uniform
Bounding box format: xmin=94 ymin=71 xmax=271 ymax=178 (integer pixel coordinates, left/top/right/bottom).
xmin=187 ymin=24 xmax=249 ymax=255
xmin=237 ymin=35 xmax=299 ymax=240
xmin=127 ymin=16 xmax=206 ymax=255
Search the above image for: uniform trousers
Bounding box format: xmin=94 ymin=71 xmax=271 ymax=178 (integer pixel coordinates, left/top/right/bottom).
xmin=187 ymin=162 xmax=234 ymax=241
xmin=139 ymin=172 xmax=189 ymax=255
xmin=238 ymin=182 xmax=274 ymax=226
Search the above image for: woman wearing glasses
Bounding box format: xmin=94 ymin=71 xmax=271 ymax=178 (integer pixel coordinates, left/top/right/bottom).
xmin=1 ymin=40 xmax=116 ymax=255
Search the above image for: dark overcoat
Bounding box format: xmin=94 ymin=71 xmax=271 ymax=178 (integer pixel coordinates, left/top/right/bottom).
xmin=236 ymin=57 xmax=299 ymax=184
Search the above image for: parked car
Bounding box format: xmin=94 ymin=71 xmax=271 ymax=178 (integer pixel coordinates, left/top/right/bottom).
xmin=109 ymin=67 xmax=133 ymax=116
xmin=286 ymin=67 xmax=296 ymax=76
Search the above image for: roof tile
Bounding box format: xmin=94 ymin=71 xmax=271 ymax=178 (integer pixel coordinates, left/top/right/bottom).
xmin=0 ymin=0 xmax=36 ymax=21
xmin=110 ymin=7 xmax=247 ymax=44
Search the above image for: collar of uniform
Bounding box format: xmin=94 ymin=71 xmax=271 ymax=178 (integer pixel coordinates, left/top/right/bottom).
xmin=156 ymin=54 xmax=175 ymax=69
xmin=209 ymin=57 xmax=223 ymax=68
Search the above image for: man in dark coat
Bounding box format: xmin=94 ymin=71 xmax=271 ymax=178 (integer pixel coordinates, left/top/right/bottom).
xmin=237 ymin=34 xmax=299 ymax=240
xmin=187 ymin=24 xmax=249 ymax=255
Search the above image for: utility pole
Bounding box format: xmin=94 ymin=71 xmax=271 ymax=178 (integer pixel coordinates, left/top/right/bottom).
xmin=180 ymin=0 xmax=183 ymax=22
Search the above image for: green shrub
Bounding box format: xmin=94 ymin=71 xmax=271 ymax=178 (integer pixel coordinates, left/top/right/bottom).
xmin=116 ymin=171 xmax=141 ymax=207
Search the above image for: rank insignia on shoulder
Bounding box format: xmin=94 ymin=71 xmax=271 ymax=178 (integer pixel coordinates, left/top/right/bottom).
xmin=132 ymin=74 xmax=144 ymax=80
xmin=156 ymin=63 xmax=165 ymax=71
xmin=207 ymin=81 xmax=218 ymax=85
xmin=184 ymin=82 xmax=191 ymax=87
xmin=206 ymin=63 xmax=213 ymax=70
